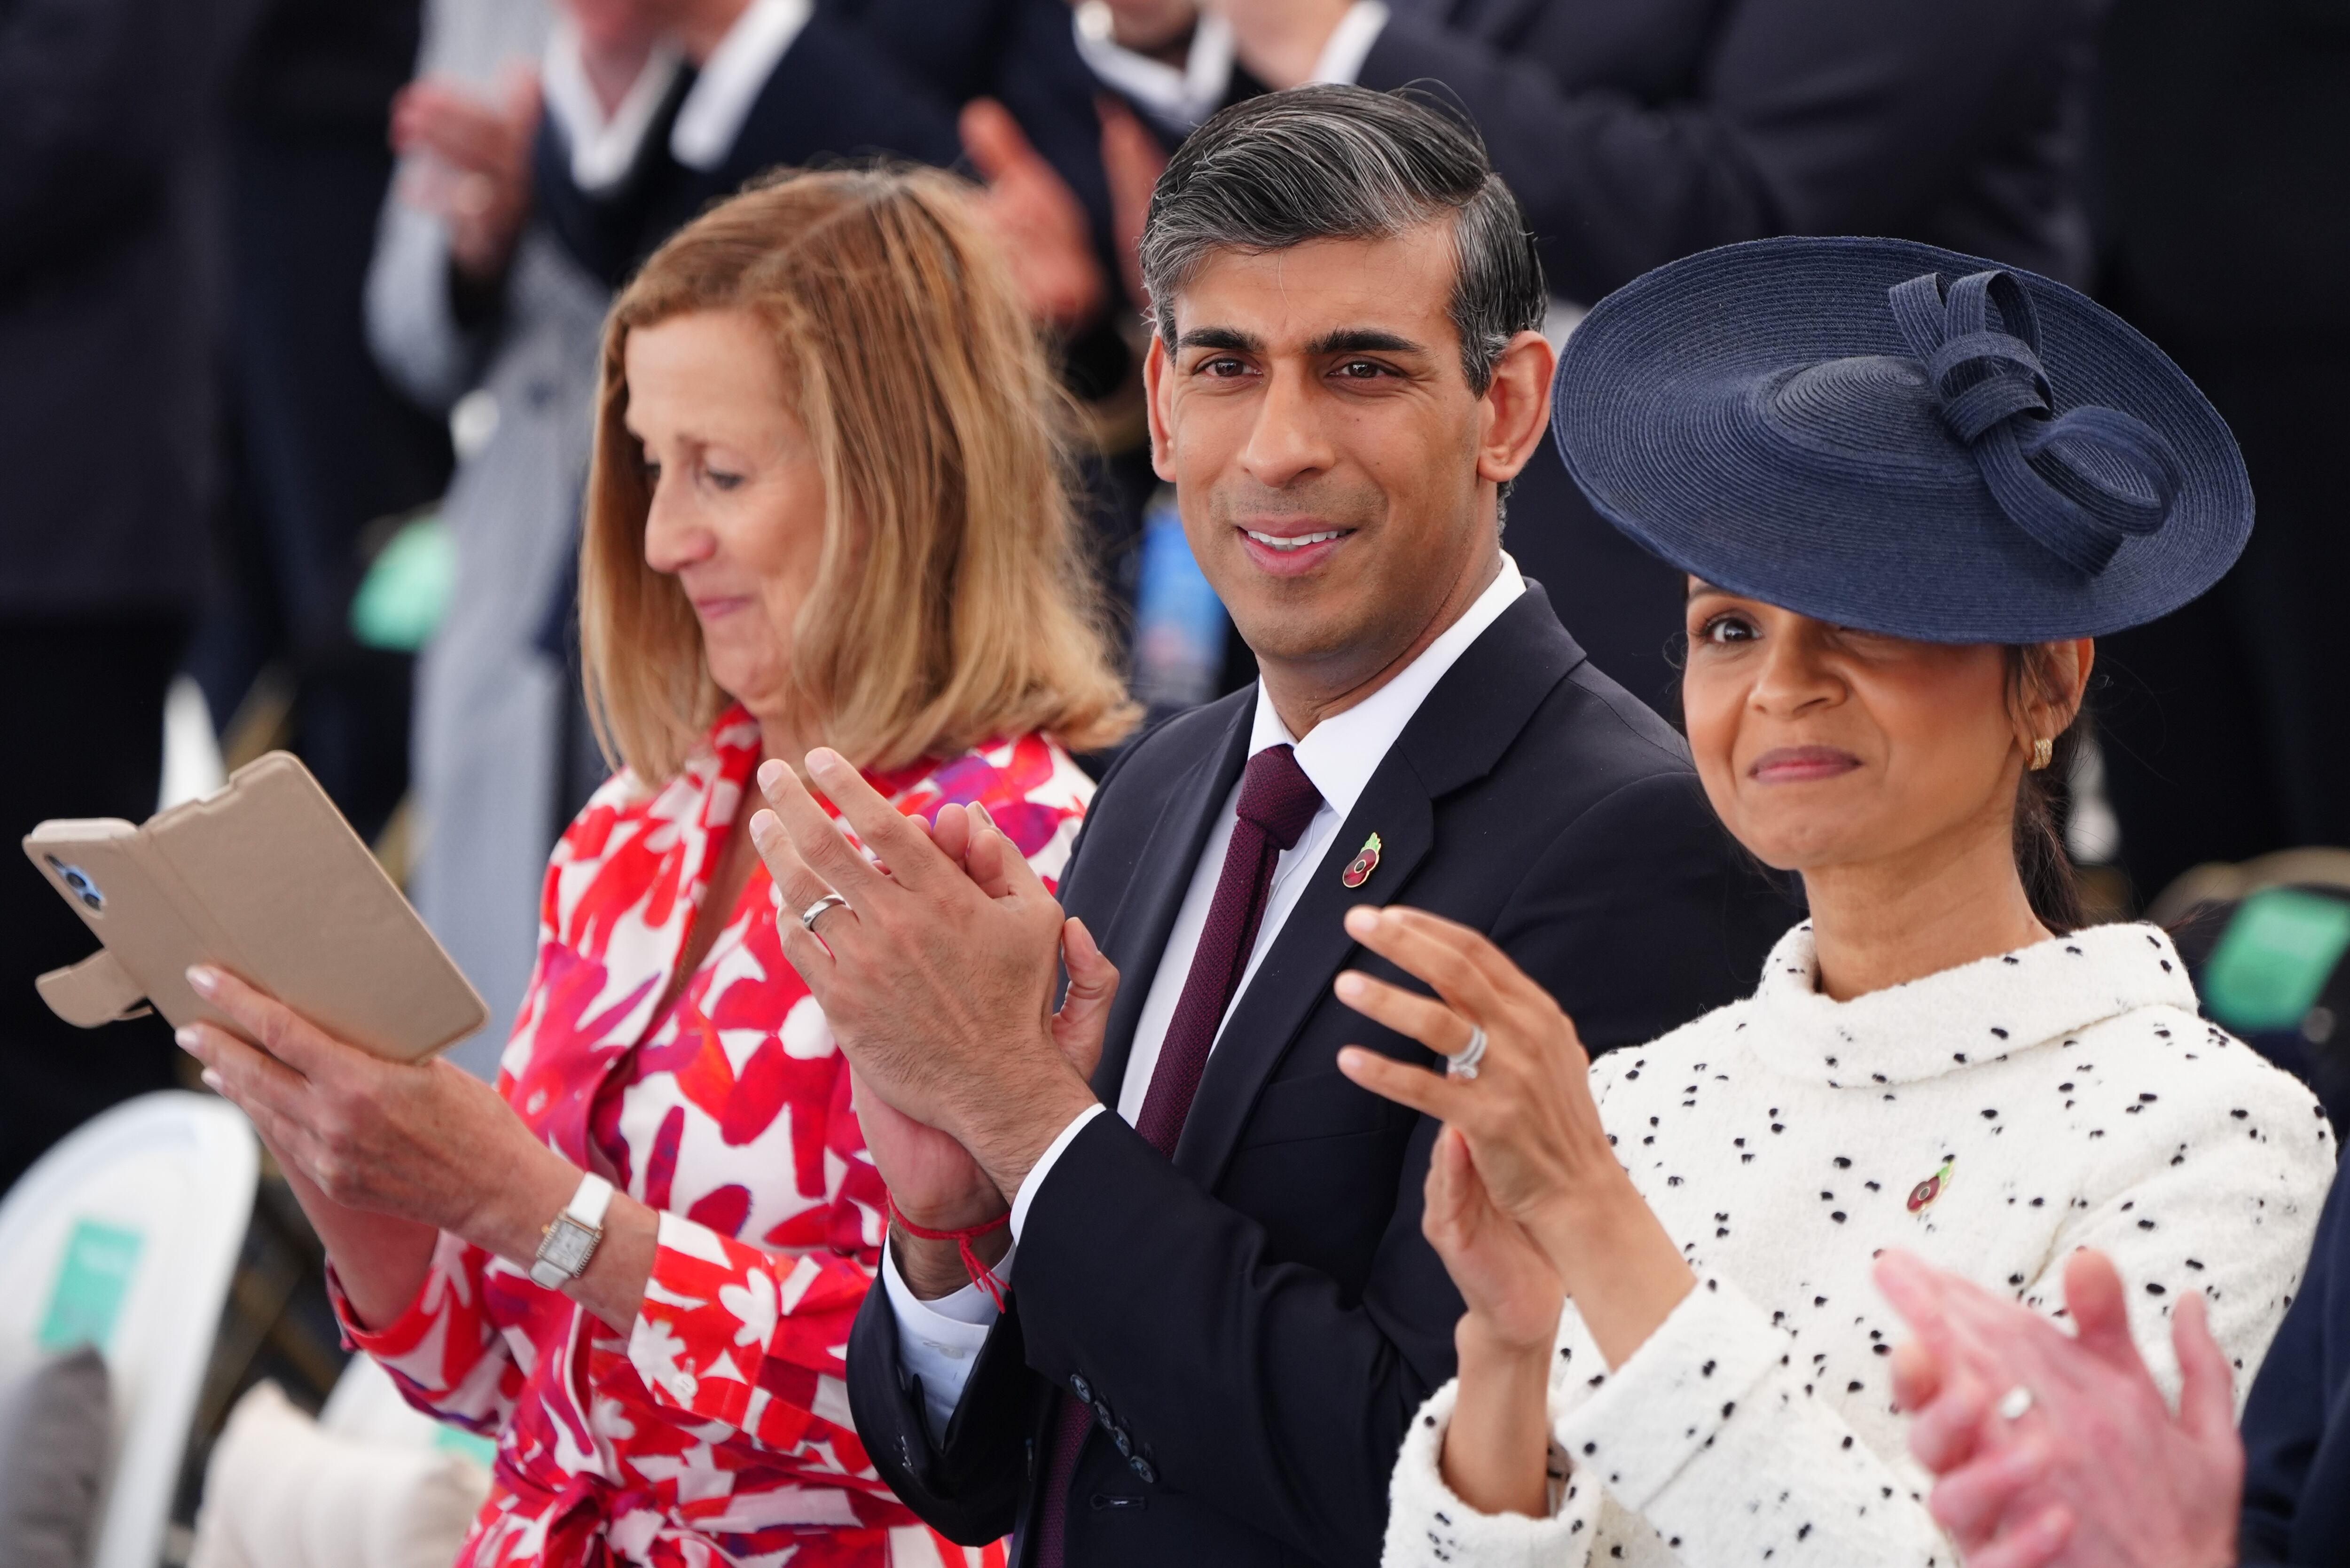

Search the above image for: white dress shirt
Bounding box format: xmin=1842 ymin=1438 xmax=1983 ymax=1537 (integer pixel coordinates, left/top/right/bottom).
xmin=883 ymin=556 xmax=1526 ymax=1438
xmin=540 ymin=0 xmax=811 ymax=194
xmin=1072 ymin=1 xmax=1392 ymax=136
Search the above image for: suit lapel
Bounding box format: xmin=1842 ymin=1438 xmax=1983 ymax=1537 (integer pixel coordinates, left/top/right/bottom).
xmin=1172 ymin=778 xmax=1434 ymax=1184
xmin=1171 ymin=586 xmax=1590 ymax=1188
xmin=1087 ymin=698 xmax=1255 ymax=1102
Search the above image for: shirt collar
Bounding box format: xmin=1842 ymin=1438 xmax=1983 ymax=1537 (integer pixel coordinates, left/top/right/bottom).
xmin=1246 ymin=555 xmax=1526 ymax=823
xmin=1073 ymin=7 xmax=1235 ymax=137
xmin=541 ymin=17 xmax=684 ymax=193
xmin=1744 ymin=918 xmax=2206 ymax=1088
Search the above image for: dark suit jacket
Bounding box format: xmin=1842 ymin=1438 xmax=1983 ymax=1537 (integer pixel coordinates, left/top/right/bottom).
xmin=2240 ymin=1163 xmax=2350 ymax=1566
xmin=1359 ymin=0 xmax=2102 ymax=303
xmin=848 ymin=585 xmax=1799 ymax=1566
xmin=535 ymin=0 xmax=1110 ymax=292
xmin=0 ymin=0 xmax=256 ymax=614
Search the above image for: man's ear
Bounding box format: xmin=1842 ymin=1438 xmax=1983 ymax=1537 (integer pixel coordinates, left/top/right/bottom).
xmin=1476 ymin=329 xmax=1557 ymax=486
xmin=1144 ymin=330 xmax=1177 ymax=484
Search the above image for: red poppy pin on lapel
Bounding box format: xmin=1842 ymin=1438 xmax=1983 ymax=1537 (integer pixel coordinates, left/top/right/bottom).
xmin=1341 ymin=832 xmax=1382 ymax=889
xmin=1907 ymin=1157 xmax=1955 ymax=1214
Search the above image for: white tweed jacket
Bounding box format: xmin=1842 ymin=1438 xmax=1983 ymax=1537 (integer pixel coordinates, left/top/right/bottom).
xmin=1385 ymin=920 xmax=2335 ymax=1568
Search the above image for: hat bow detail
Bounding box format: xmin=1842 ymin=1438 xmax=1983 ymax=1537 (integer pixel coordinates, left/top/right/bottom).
xmin=1889 ymin=269 xmax=2183 ymax=577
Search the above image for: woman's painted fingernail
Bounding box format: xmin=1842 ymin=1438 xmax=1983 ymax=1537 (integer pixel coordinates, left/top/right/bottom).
xmin=200 ymin=1068 xmax=224 ymax=1093
xmin=1335 ymin=972 xmax=1366 ymax=1000
xmin=186 ymin=965 xmax=219 ymax=996
xmin=757 ymin=758 xmax=786 ymax=792
xmin=807 ymin=747 xmax=846 ymax=776
xmin=1344 ymin=906 xmax=1380 ymax=935
xmin=174 ymin=1026 xmax=202 ymax=1054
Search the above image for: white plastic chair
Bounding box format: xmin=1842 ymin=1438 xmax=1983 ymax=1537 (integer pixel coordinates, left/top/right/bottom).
xmin=0 ymin=1090 xmax=258 ymax=1568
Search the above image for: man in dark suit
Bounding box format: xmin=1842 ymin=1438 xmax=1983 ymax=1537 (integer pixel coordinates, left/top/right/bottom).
xmin=746 ymin=87 xmax=1796 ymax=1566
xmin=0 ymin=0 xmax=256 ymax=1189
xmin=1075 ymin=0 xmax=2107 ymax=714
xmin=531 ymin=0 xmax=1115 ymax=305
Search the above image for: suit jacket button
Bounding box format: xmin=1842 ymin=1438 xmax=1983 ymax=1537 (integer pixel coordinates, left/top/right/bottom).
xmin=1129 ymin=1456 xmax=1156 ymax=1483
xmin=1070 ymin=1374 xmax=1091 ymax=1403
xmin=1111 ymin=1428 xmax=1133 ymax=1457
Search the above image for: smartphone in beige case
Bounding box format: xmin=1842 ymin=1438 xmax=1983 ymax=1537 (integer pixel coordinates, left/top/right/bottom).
xmin=23 ymin=751 xmax=487 ymax=1062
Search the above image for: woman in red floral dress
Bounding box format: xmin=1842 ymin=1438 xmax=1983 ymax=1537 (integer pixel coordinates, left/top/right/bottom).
xmin=175 ymin=168 xmax=1135 ymax=1567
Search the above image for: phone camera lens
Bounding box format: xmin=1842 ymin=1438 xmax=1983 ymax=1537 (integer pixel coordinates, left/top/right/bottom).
xmin=45 ymin=857 xmax=104 ymax=912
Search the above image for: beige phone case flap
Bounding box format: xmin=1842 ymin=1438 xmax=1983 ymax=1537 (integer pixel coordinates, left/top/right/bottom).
xmin=23 ymin=752 xmax=488 ymax=1062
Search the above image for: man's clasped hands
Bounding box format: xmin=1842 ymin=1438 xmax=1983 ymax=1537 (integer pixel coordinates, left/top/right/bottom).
xmin=743 ymin=750 xmax=1109 ymax=1297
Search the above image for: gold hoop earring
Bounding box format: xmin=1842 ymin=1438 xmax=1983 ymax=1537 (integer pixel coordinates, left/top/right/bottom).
xmin=2030 ymin=737 xmax=2053 ymax=771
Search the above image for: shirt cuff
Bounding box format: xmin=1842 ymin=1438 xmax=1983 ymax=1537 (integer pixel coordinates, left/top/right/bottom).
xmin=883 ymin=1236 xmax=1013 ymax=1441
xmin=1386 ymin=1377 xmax=1601 ymax=1568
xmin=1308 ymin=1 xmax=1391 ymax=85
xmin=671 ymin=0 xmax=814 ymax=171
xmin=540 ymin=17 xmax=684 ymax=193
xmin=1549 ymin=1276 xmax=1788 ymax=1516
xmin=1010 ymin=1102 xmax=1107 ymax=1241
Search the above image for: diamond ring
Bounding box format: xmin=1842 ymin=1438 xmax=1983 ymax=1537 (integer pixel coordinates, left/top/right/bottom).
xmin=1447 ymin=1025 xmax=1489 ymax=1081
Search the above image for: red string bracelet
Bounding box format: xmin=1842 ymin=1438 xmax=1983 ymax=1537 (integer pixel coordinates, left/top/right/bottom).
xmin=885 ymin=1195 xmax=1011 ymax=1310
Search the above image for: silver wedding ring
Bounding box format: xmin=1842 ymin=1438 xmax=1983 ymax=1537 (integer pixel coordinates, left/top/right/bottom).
xmin=799 ymin=892 xmax=851 ymax=932
xmin=1997 ymin=1385 xmax=2034 ymax=1421
xmin=1447 ymin=1024 xmax=1488 ymax=1081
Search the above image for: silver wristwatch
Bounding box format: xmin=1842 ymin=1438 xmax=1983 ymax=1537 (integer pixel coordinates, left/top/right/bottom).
xmin=530 ymin=1172 xmax=614 ymax=1289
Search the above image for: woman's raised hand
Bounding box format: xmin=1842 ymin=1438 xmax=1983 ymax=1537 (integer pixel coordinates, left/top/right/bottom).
xmin=1331 ymin=905 xmax=1616 ymax=1229
xmin=1423 ymin=1124 xmax=1565 ymax=1354
xmin=1332 ymin=905 xmax=1693 ymax=1370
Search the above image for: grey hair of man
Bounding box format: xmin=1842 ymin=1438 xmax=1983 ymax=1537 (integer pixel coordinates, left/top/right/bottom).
xmin=1138 ymin=84 xmax=1546 ymax=396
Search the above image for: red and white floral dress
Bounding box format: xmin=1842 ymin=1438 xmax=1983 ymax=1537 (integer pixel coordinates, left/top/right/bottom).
xmin=337 ymin=707 xmax=1091 ymax=1568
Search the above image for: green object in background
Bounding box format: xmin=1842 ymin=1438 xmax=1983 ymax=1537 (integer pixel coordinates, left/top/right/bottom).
xmin=38 ymin=1219 xmax=144 ymax=1353
xmin=434 ymin=1425 xmax=499 ymax=1467
xmin=2202 ymin=887 xmax=2350 ymax=1032
xmin=351 ymin=514 xmax=454 ymax=653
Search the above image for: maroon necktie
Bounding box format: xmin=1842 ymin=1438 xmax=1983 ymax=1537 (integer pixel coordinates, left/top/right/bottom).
xmin=1032 ymin=744 xmax=1323 ymax=1566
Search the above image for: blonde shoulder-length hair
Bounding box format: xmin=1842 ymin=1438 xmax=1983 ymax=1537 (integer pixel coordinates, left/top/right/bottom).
xmin=580 ymin=164 xmax=1137 ymax=784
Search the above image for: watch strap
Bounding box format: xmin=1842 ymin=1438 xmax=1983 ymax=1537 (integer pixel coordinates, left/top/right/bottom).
xmin=565 ymin=1170 xmax=615 ymax=1229
xmin=530 ymin=1171 xmax=613 ymax=1289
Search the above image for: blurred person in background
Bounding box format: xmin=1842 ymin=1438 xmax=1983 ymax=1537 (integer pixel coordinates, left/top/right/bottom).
xmin=2081 ymin=0 xmax=2350 ymax=905
xmin=0 ymin=0 xmax=254 ymax=1189
xmin=381 ymin=0 xmax=1131 ymax=1068
xmin=176 ymin=167 xmax=1135 ymax=1567
xmin=369 ymin=0 xmax=635 ymax=1074
xmin=1067 ymin=0 xmax=2109 ymax=718
xmin=191 ymin=0 xmax=458 ymax=842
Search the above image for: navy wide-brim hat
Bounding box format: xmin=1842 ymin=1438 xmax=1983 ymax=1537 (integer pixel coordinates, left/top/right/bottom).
xmin=1550 ymin=235 xmax=2252 ymax=643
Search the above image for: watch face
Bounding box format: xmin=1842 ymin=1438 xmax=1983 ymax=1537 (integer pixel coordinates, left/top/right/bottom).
xmin=541 ymin=1216 xmax=599 ymax=1277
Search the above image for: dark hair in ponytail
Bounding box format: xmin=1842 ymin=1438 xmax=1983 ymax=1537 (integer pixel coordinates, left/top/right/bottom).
xmin=2004 ymin=644 xmax=2086 ymax=934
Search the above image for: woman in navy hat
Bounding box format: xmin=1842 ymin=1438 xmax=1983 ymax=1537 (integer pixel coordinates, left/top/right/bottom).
xmin=1327 ymin=236 xmax=2337 ymax=1567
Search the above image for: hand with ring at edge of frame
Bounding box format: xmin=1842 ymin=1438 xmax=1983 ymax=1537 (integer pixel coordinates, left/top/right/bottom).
xmin=1876 ymin=1246 xmax=2243 ymax=1568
